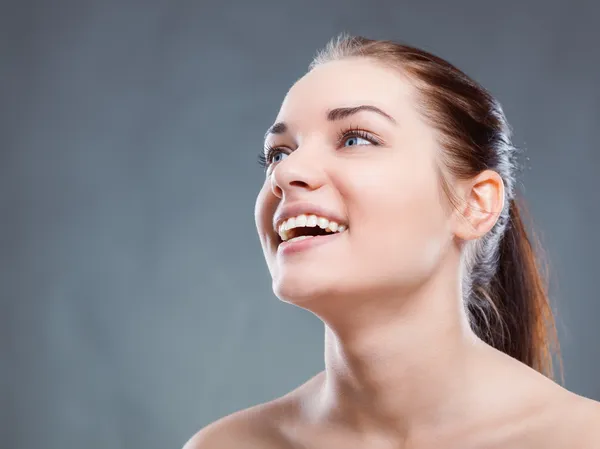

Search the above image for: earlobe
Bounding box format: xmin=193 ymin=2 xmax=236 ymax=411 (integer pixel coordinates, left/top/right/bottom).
xmin=453 ymin=170 xmax=505 ymax=241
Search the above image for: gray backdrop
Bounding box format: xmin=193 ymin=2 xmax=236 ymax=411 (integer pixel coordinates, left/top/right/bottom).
xmin=2 ymin=1 xmax=599 ymax=448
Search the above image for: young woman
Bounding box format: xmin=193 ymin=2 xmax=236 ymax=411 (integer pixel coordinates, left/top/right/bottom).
xmin=187 ymin=35 xmax=600 ymax=448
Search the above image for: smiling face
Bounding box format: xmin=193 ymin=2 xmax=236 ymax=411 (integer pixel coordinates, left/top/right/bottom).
xmin=254 ymin=57 xmax=456 ymax=309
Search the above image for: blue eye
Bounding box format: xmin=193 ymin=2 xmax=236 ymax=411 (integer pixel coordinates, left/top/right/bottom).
xmin=337 ymin=127 xmax=381 ymax=149
xmin=343 ymin=135 xmax=371 ymax=147
xmin=257 ymin=146 xmax=288 ymax=171
xmin=258 ymin=128 xmax=381 ymax=172
xmin=272 ymin=151 xmax=287 ymax=163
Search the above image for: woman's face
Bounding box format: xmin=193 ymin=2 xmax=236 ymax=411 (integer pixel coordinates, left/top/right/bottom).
xmin=255 ymin=58 xmax=455 ymax=307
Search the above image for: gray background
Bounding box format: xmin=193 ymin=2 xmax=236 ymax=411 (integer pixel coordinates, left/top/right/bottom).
xmin=2 ymin=1 xmax=599 ymax=448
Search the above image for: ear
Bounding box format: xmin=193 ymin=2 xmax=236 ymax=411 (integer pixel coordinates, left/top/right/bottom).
xmin=453 ymin=169 xmax=505 ymax=241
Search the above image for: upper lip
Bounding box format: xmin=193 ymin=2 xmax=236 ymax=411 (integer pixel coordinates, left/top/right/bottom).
xmin=273 ymin=202 xmax=348 ymax=234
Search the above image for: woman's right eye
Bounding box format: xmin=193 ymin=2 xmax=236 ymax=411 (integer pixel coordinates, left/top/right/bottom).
xmin=257 ymin=146 xmax=289 ymax=171
xmin=271 ymin=150 xmax=288 ymax=164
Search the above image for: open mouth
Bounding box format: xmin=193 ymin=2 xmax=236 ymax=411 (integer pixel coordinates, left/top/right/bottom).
xmin=275 ymin=213 xmax=348 ymax=247
xmin=276 ymin=227 xmax=328 ymax=245
xmin=287 ymin=226 xmax=333 ymax=239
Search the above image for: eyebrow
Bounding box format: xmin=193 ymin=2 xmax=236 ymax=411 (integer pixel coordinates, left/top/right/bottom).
xmin=263 ymin=104 xmax=397 ymax=140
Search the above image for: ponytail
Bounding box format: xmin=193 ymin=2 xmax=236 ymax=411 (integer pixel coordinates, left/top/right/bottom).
xmin=469 ymin=198 xmax=562 ymax=381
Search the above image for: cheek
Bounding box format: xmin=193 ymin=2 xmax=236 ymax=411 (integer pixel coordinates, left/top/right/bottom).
xmin=254 ymin=182 xmax=278 ymax=258
xmin=254 ymin=182 xmax=270 ymax=230
xmin=341 ymin=159 xmax=450 ymax=279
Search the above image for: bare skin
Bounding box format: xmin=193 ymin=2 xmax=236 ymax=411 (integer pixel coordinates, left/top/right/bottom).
xmin=186 ymin=58 xmax=600 ymax=448
xmin=187 ymin=374 xmax=599 ymax=449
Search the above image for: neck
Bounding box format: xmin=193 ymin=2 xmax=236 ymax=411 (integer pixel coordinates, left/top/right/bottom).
xmin=313 ymin=263 xmax=490 ymax=440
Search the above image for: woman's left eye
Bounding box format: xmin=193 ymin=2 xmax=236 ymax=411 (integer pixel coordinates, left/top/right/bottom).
xmin=343 ymin=135 xmax=372 ymax=147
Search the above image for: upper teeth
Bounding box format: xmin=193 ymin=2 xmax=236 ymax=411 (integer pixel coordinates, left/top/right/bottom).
xmin=278 ymin=215 xmax=347 ymax=241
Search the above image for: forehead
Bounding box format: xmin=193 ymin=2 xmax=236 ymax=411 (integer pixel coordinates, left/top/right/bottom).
xmin=276 ymin=58 xmax=416 ymax=122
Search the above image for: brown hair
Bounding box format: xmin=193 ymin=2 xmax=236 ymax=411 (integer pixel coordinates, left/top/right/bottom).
xmin=311 ymin=34 xmax=562 ymax=380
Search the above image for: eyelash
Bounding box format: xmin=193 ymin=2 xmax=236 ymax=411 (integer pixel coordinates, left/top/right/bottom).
xmin=257 ymin=126 xmax=381 ymax=170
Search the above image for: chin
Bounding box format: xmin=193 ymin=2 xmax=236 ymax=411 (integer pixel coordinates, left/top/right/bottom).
xmin=272 ymin=270 xmax=369 ymax=311
xmin=273 ymin=281 xmax=324 ymax=305
xmin=271 ymin=274 xmax=337 ymax=306
xmin=272 ymin=266 xmax=430 ymax=309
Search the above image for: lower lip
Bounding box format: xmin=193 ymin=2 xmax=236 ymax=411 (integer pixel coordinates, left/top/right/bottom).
xmin=277 ymin=232 xmax=344 ymax=256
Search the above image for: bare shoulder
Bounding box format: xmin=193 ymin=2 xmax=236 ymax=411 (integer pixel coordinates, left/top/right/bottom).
xmin=538 ymin=390 xmax=600 ymax=449
xmin=182 ymin=400 xmax=294 ymax=449
xmin=183 ymin=373 xmax=323 ymax=449
xmin=570 ymin=394 xmax=600 ymax=448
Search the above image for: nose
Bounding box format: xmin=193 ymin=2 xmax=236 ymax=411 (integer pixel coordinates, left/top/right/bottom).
xmin=270 ymin=147 xmax=324 ymax=199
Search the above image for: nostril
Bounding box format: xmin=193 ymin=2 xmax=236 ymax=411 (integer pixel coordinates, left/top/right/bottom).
xmin=289 ymin=180 xmax=311 ymax=188
xmin=269 ymin=177 xmax=283 ymax=199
